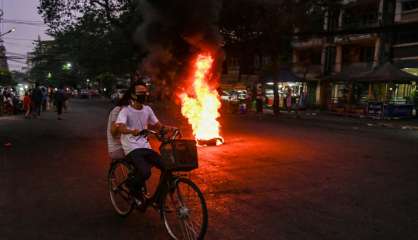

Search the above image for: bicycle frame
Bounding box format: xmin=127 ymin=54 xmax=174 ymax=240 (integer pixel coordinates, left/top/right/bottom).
xmin=145 ymin=170 xmax=179 ymax=212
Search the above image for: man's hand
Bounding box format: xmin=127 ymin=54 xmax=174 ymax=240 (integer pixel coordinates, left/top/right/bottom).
xmin=131 ymin=129 xmax=141 ymax=136
xmin=118 ymin=123 xmax=140 ymax=136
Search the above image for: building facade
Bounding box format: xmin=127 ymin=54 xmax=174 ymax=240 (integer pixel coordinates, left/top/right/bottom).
xmin=292 ymin=0 xmax=418 ymax=109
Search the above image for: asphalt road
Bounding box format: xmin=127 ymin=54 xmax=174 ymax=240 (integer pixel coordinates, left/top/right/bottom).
xmin=1 ymin=99 xmax=418 ymax=240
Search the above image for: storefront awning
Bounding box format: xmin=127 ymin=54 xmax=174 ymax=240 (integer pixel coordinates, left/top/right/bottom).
xmin=326 ymin=65 xmax=371 ymax=82
xmin=262 ymin=68 xmax=302 ymax=83
xmin=357 ymin=62 xmax=418 ymax=83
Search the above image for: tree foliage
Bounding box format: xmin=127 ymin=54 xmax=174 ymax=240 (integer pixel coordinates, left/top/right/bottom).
xmin=34 ymin=0 xmax=338 ymax=87
xmin=33 ymin=0 xmax=142 ymax=87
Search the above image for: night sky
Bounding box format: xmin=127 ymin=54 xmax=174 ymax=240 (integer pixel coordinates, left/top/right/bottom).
xmin=1 ymin=0 xmax=51 ymax=71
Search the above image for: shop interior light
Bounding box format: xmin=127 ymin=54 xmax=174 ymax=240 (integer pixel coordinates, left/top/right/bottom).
xmin=266 ymin=82 xmax=274 ymax=85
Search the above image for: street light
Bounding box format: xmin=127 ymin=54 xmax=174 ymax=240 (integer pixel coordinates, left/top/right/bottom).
xmin=0 ymin=28 xmax=16 ymax=38
xmin=62 ymin=62 xmax=72 ymax=70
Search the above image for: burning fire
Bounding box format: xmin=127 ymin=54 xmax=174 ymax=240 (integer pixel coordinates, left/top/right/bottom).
xmin=180 ymin=54 xmax=223 ymax=145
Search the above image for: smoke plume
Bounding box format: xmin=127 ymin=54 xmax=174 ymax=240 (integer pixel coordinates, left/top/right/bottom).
xmin=134 ymin=0 xmax=224 ymax=95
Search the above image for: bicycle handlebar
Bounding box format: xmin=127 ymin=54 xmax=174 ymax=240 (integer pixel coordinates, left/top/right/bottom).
xmin=136 ymin=127 xmax=181 ymax=143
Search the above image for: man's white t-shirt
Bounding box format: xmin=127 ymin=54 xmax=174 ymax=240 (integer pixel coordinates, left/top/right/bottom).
xmin=115 ymin=105 xmax=159 ymax=155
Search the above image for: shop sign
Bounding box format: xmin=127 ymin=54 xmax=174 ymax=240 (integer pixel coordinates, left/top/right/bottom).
xmin=384 ymin=104 xmax=414 ymax=118
xmin=367 ymin=101 xmax=383 ymax=118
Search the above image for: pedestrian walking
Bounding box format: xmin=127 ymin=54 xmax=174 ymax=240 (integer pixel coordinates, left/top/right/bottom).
xmin=23 ymin=92 xmax=31 ymax=119
xmin=54 ymin=87 xmax=65 ymax=120
xmin=31 ymin=84 xmax=43 ymax=117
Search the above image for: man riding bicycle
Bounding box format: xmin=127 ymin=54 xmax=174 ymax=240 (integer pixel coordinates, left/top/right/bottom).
xmin=115 ymin=81 xmax=167 ymax=205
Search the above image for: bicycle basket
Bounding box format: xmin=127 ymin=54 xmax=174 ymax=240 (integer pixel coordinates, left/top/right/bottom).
xmin=160 ymin=139 xmax=198 ymax=171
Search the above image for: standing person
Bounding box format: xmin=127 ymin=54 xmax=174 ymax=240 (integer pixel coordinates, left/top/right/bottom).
xmin=115 ymin=81 xmax=169 ymax=205
xmin=31 ymin=84 xmax=43 ymax=117
xmin=107 ymin=93 xmax=130 ymax=161
xmin=255 ymin=83 xmax=264 ymax=114
xmin=245 ymin=87 xmax=253 ymax=113
xmin=296 ymin=91 xmax=306 ymax=118
xmin=3 ymin=91 xmax=14 ymax=115
xmin=54 ymin=87 xmax=65 ymax=120
xmin=63 ymin=90 xmax=70 ymax=112
xmin=41 ymin=88 xmax=48 ymax=111
xmin=286 ymin=88 xmax=292 ymax=113
xmin=48 ymin=88 xmax=54 ymax=111
xmin=23 ymin=92 xmax=31 ymax=119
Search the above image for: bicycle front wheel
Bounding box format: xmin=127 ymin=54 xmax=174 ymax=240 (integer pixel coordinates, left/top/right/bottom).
xmin=108 ymin=160 xmax=134 ymax=216
xmin=161 ymin=178 xmax=208 ymax=240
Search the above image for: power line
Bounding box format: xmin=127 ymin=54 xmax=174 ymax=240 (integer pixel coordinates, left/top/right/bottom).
xmin=3 ymin=18 xmax=44 ymax=24
xmin=8 ymin=59 xmax=27 ymax=65
xmin=6 ymin=51 xmax=26 ymax=57
xmin=3 ymin=41 xmax=34 ymax=47
xmin=3 ymin=37 xmax=39 ymax=41
xmin=2 ymin=21 xmax=47 ymax=27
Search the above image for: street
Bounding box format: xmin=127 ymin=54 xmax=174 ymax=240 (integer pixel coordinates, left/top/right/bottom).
xmin=1 ymin=99 xmax=418 ymax=240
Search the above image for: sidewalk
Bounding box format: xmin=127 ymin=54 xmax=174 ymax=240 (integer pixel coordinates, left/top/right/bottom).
xmin=149 ymin=101 xmax=418 ymax=131
xmin=240 ymin=108 xmax=418 ymax=131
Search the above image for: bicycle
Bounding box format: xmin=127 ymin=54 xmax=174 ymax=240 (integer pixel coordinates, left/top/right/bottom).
xmin=108 ymin=128 xmax=208 ymax=240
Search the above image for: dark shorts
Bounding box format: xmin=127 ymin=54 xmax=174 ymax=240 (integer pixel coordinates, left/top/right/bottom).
xmin=125 ymin=148 xmax=164 ymax=182
xmin=56 ymin=102 xmax=63 ymax=114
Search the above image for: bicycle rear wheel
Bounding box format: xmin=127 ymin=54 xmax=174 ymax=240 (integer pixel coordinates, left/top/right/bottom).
xmin=108 ymin=160 xmax=134 ymax=216
xmin=161 ymin=178 xmax=208 ymax=240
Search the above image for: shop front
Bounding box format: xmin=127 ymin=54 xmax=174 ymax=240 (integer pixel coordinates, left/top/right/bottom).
xmin=219 ymin=82 xmax=249 ymax=113
xmin=329 ymin=63 xmax=417 ymax=118
xmin=262 ymin=68 xmax=306 ymax=110
xmin=264 ymin=82 xmax=306 ymax=109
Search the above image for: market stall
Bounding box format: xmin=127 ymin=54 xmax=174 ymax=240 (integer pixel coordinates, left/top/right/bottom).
xmin=357 ymin=63 xmax=418 ymax=119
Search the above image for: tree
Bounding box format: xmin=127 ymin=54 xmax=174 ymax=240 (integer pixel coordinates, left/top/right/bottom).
xmin=0 ymin=69 xmax=14 ymax=86
xmin=37 ymin=0 xmax=142 ymax=86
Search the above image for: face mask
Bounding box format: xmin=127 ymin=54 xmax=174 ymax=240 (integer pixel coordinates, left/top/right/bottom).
xmin=131 ymin=93 xmax=146 ymax=104
xmin=136 ymin=94 xmax=146 ymax=103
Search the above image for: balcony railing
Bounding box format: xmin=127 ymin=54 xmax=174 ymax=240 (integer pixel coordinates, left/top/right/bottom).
xmin=341 ymin=62 xmax=374 ymax=72
xmin=291 ymin=38 xmax=324 ymax=48
xmin=292 ymin=64 xmax=322 ymax=79
xmin=341 ymin=13 xmax=379 ymax=29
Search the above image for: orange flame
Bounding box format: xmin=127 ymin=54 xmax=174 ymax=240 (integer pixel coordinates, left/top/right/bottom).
xmin=180 ymin=54 xmax=223 ymax=144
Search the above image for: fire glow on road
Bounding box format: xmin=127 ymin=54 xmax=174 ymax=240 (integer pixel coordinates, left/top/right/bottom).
xmin=180 ymin=53 xmax=223 ymax=145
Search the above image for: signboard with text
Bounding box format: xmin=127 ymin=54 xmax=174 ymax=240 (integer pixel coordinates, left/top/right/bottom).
xmin=367 ymin=102 xmax=383 ymax=119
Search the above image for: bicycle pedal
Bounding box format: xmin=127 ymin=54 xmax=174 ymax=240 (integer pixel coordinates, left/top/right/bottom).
xmin=134 ymin=198 xmax=143 ymax=207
